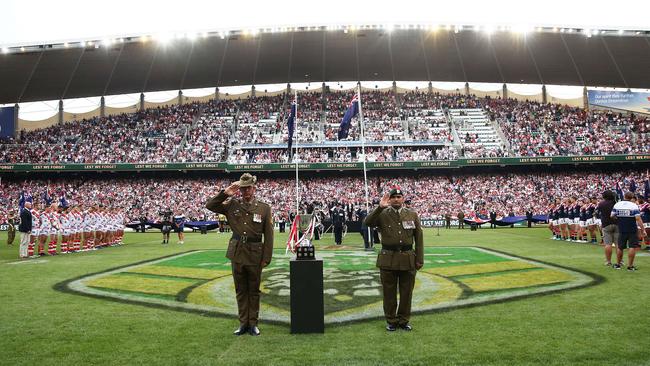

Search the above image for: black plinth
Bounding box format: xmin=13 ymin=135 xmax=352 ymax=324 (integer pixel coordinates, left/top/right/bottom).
xmin=290 ymin=258 xmax=324 ymax=334
xmin=296 ymin=245 xmax=315 ymax=260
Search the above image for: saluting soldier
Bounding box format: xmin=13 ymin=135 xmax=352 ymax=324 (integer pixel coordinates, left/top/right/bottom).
xmin=364 ymin=187 xmax=424 ymax=332
xmin=206 ymin=173 xmax=274 ymax=336
xmin=7 ymin=210 xmax=17 ymax=246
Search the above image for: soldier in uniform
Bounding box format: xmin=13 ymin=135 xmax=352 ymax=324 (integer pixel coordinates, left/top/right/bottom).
xmin=365 ymin=187 xmax=424 ymax=331
xmin=331 ymin=203 xmax=345 ymax=245
xmin=206 ymin=173 xmax=273 ymax=336
xmin=7 ymin=210 xmax=17 ymax=246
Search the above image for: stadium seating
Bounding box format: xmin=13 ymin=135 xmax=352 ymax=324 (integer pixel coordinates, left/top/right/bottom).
xmin=2 ymin=89 xmax=648 ymax=164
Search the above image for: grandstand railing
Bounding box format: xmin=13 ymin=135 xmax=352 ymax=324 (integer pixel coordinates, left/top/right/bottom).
xmin=0 ymin=154 xmax=647 ymax=172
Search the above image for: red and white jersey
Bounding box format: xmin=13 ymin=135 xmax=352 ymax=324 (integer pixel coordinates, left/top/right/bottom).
xmin=59 ymin=212 xmax=70 ymax=230
xmin=40 ymin=211 xmax=52 ymax=229
xmin=50 ymin=211 xmax=61 ymax=230
xmin=97 ymin=212 xmax=106 ymax=228
xmin=81 ymin=211 xmax=92 ymax=229
xmin=32 ymin=209 xmax=41 ymax=231
xmin=72 ymin=211 xmax=83 ymax=228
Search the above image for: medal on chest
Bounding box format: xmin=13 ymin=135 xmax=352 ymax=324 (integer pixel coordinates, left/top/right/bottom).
xmin=402 ymin=220 xmax=416 ymax=229
xmin=253 ymin=213 xmax=263 ymax=223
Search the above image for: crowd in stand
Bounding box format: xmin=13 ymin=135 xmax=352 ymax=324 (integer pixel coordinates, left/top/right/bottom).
xmin=484 ymin=97 xmax=650 ymax=157
xmin=1 ymin=103 xmax=200 ymax=163
xmin=2 ymin=90 xmax=649 ymax=164
xmin=2 ymin=171 xmax=646 ymax=224
xmin=226 ymin=146 xmax=456 ymax=164
xmin=461 ymin=145 xmax=508 ymax=158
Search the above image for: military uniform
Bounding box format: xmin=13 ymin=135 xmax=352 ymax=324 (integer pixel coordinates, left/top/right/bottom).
xmin=364 ymin=190 xmax=424 ymax=329
xmin=205 ymin=174 xmax=273 ymax=333
xmin=7 ymin=214 xmax=17 ymax=245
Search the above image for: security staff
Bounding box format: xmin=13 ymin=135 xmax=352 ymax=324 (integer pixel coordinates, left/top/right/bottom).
xmin=365 ymin=187 xmax=424 ymax=331
xmin=331 ymin=203 xmax=345 ymax=245
xmin=206 ymin=173 xmax=273 ymax=336
xmin=489 ymin=210 xmax=497 ymax=229
xmin=356 ymin=206 xmax=371 ymax=251
xmin=278 ymin=215 xmax=286 ymax=233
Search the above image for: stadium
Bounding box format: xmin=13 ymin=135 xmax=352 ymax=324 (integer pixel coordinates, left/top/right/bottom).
xmin=1 ymin=2 xmax=650 ymax=365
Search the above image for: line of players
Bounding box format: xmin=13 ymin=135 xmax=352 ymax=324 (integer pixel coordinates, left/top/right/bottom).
xmin=547 ymin=195 xmax=650 ymax=246
xmin=25 ymin=203 xmax=125 ymax=258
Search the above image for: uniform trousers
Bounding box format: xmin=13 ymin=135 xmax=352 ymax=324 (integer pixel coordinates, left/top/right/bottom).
xmin=232 ymin=262 xmax=263 ymax=327
xmin=380 ymin=269 xmax=416 ymax=326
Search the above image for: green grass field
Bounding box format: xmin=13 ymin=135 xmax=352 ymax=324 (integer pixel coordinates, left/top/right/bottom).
xmin=1 ymin=227 xmax=649 ymax=366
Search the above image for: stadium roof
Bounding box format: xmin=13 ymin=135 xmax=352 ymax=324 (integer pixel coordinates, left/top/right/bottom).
xmin=1 ymin=28 xmax=649 ymax=104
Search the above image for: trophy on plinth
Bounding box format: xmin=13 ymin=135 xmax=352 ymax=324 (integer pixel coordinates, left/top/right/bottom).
xmin=287 ymin=212 xmax=324 ymax=333
xmin=286 ymin=212 xmax=317 ymax=260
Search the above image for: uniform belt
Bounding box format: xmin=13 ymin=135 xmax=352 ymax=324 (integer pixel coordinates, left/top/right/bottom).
xmin=382 ymin=245 xmax=413 ymax=252
xmin=231 ymin=233 xmax=262 ymax=243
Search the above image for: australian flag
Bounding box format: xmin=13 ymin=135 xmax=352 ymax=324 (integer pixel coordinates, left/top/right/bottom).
xmin=337 ymin=94 xmax=359 ymax=140
xmin=630 ymin=179 xmax=637 ymax=193
xmin=644 ymin=178 xmax=649 ymax=200
xmin=287 ymin=96 xmax=297 ymax=154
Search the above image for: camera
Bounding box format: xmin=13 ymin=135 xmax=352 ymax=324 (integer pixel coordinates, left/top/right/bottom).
xmin=159 ymin=210 xmax=173 ymax=221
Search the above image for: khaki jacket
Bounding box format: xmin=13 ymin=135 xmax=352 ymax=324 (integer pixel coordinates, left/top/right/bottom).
xmin=365 ymin=206 xmax=424 ymax=270
xmin=206 ymin=191 xmax=273 ymax=266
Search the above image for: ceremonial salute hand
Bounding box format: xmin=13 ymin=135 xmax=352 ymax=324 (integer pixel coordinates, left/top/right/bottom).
xmin=379 ymin=193 xmax=390 ymax=208
xmin=224 ymin=182 xmax=240 ymax=196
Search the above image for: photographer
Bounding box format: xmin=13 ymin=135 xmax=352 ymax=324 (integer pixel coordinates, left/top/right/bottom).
xmin=160 ymin=209 xmax=173 ymax=245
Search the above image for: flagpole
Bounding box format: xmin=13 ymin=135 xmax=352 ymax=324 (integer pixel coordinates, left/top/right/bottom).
xmin=294 ymin=90 xmax=300 ymax=215
xmin=357 ymin=83 xmax=370 ymax=216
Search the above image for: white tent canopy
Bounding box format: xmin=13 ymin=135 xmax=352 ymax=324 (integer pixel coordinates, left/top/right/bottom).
xmin=2 ymin=0 xmax=649 ymax=47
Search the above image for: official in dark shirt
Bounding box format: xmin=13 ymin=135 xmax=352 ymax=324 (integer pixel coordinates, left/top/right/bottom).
xmin=331 ymin=203 xmax=345 ymax=245
xmin=597 ymin=190 xmax=617 ymax=266
xmin=18 ymin=202 xmax=33 ymax=259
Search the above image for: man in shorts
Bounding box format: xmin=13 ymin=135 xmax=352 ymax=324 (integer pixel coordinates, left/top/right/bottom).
xmin=611 ymin=192 xmax=646 ymax=271
xmin=597 ymin=190 xmax=618 ymax=266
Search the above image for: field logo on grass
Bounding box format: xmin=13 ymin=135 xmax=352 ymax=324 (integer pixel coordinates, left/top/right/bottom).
xmin=59 ymin=247 xmax=598 ymax=324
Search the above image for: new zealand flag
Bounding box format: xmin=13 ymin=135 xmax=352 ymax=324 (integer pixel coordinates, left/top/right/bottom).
xmin=337 ymin=94 xmax=359 ymax=140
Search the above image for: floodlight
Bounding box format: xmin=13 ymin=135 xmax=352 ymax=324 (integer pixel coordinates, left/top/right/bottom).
xmin=154 ymin=33 xmax=173 ymax=44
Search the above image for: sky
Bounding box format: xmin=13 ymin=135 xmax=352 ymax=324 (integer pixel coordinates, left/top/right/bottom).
xmin=2 ymin=0 xmax=649 ymax=46
xmin=3 ymin=0 xmax=649 ymax=119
